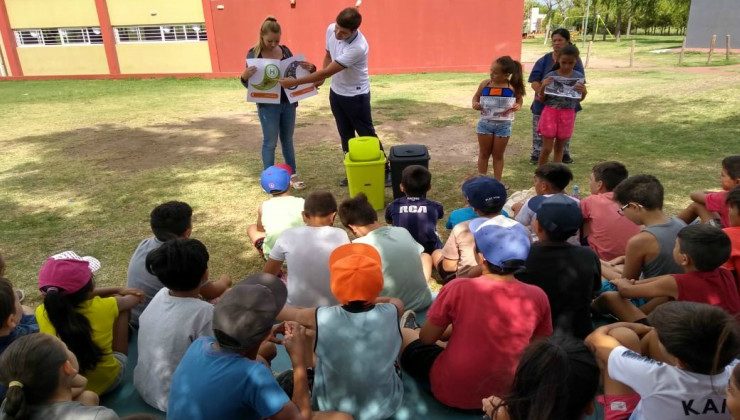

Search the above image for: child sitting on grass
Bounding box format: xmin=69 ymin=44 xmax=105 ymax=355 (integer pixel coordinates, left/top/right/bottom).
xmin=586 ymin=301 xmax=739 ymax=420
xmin=595 ymin=224 xmax=740 ymax=322
xmin=167 ymin=274 xmax=351 ymax=420
xmin=678 ymin=155 xmax=740 ymax=227
xmin=339 ymin=193 xmax=433 ymax=311
xmin=126 ymin=200 xmax=230 ymax=327
xmin=279 ymin=243 xmax=405 ymax=420
xmin=580 ymin=161 xmax=640 ymax=261
xmin=434 ymin=176 xmax=509 ymax=282
xmin=514 ymin=163 xmax=578 ymax=243
xmin=385 ymin=165 xmax=444 ymax=254
xmin=0 ymin=276 xmax=39 ymax=400
xmin=247 ymin=164 xmax=306 ymax=259
xmin=35 ymin=251 xmax=144 ymax=395
xmin=445 ymin=176 xmax=510 ymax=230
xmin=264 ymin=191 xmax=349 ymax=307
xmin=0 ymin=334 xmax=120 ymax=419
xmin=134 ymin=239 xmax=215 ymax=412
xmin=399 ymin=217 xmax=552 ymax=410
xmin=602 ymin=175 xmax=686 ymax=282
xmin=724 ymin=186 xmax=740 ymax=274
xmin=516 ymin=195 xmax=601 ymax=339
xmin=482 ymin=335 xmax=599 ymax=420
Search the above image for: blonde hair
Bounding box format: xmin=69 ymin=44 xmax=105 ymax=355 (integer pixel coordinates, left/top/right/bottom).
xmin=253 ymin=16 xmax=281 ymax=58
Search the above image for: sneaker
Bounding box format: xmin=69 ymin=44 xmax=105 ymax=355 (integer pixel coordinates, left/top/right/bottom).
xmin=290 ymin=174 xmax=306 ymax=190
xmin=339 ymin=177 xmax=348 ymax=187
xmin=563 ymin=155 xmax=574 ymax=164
xmin=708 ymin=219 xmax=723 ymax=228
xmin=529 ymin=156 xmax=539 ymax=165
xmin=385 ymin=172 xmax=392 ymax=188
xmin=400 ymin=310 xmax=420 ymax=330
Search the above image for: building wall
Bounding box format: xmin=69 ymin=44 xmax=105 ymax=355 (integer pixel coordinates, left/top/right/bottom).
xmin=685 ymin=0 xmax=740 ymax=49
xmin=116 ymin=43 xmax=210 ymax=74
xmin=106 ymin=0 xmax=204 ymax=26
xmin=6 ymin=0 xmax=98 ymax=28
xmin=17 ymin=45 xmax=107 ymax=74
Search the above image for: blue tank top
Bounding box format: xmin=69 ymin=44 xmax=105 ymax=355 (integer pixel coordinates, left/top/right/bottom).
xmin=481 ymin=86 xmax=515 ymax=97
xmin=313 ymin=304 xmax=403 ymax=420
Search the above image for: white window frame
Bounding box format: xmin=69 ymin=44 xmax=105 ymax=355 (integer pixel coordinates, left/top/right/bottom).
xmin=113 ymin=24 xmax=207 ymax=44
xmin=14 ymin=27 xmax=103 ymax=47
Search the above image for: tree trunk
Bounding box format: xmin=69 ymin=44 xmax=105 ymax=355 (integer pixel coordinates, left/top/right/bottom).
xmin=602 ymin=14 xmax=609 ymax=41
xmin=667 ymin=27 xmax=671 ymax=35
xmin=626 ymin=15 xmax=632 ymax=36
xmin=616 ymin=5 xmax=622 ymax=42
xmin=591 ymin=8 xmax=598 ymax=41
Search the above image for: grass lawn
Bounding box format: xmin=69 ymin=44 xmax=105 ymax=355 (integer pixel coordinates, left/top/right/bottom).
xmin=1 ymin=36 xmax=739 ymax=301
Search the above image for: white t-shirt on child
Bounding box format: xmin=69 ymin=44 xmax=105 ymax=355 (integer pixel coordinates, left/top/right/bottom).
xmin=515 ymin=193 xmax=580 ymax=245
xmin=269 ymin=225 xmax=350 ymax=307
xmin=134 ymin=288 xmax=214 ymax=412
xmin=608 ymin=345 xmax=737 ymax=419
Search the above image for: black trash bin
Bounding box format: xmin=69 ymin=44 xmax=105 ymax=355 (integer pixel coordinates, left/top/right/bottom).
xmin=389 ymin=144 xmax=430 ymax=199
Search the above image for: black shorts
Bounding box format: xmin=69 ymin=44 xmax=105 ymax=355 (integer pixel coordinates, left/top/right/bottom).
xmin=435 ymin=260 xmax=457 ymax=284
xmin=400 ymin=339 xmax=444 ymax=385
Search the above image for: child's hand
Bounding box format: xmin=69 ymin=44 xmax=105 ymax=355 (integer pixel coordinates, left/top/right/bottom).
xmin=267 ymin=322 xmax=286 ymax=344
xmin=575 ymin=83 xmax=587 ymax=94
xmin=119 ymin=288 xmax=144 ymax=297
xmin=283 ymin=321 xmax=307 ymax=360
xmin=503 ymin=103 xmax=522 ymax=115
xmin=472 ymin=102 xmax=481 ymax=111
xmin=541 ymin=77 xmax=553 ymax=87
xmin=611 ymin=278 xmax=635 ymax=290
xmin=482 ymin=395 xmax=503 ymax=418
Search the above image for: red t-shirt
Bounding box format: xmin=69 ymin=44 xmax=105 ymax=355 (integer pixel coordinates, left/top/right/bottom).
xmin=426 ymin=276 xmax=552 ymax=409
xmin=705 ymin=191 xmax=729 ymax=227
xmin=674 ymin=268 xmax=740 ymax=315
xmin=580 ymin=192 xmax=641 ymax=261
xmin=723 ymin=226 xmax=740 ymax=274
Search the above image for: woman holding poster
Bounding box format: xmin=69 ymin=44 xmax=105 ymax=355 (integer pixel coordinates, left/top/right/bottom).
xmin=240 ymin=16 xmax=316 ymax=189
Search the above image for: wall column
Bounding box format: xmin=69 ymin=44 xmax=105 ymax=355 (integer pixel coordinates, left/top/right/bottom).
xmin=93 ymin=0 xmax=119 ymax=74
xmin=0 ymin=0 xmax=22 ymax=76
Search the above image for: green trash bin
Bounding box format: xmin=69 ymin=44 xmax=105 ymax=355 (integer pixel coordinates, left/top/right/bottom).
xmin=344 ymin=136 xmax=386 ymax=210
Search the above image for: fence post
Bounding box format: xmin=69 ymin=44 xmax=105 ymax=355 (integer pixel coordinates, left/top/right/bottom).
xmin=585 ymin=41 xmax=593 ymax=68
xmin=629 ymin=39 xmax=635 ymax=67
xmin=678 ymin=38 xmax=686 ymax=65
xmin=707 ymin=34 xmax=716 ymax=64
xmin=727 ymin=34 xmax=732 ymax=61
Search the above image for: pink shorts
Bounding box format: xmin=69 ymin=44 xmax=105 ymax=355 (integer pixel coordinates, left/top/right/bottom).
xmin=538 ymin=106 xmax=576 ymax=140
xmin=597 ymin=393 xmax=640 ymax=420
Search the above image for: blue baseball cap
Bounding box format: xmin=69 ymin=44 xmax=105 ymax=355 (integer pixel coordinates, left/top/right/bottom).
xmin=470 ymin=216 xmax=530 ymax=269
xmin=260 ymin=166 xmax=291 ymax=194
xmin=462 ymin=176 xmax=507 ymax=213
xmin=534 ymin=194 xmax=583 ymax=238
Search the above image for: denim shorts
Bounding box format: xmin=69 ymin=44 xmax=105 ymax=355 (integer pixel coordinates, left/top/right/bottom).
xmin=476 ymin=119 xmax=512 ymax=137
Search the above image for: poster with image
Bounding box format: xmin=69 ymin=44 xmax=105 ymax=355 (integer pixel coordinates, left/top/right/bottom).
xmin=280 ymin=55 xmax=318 ymax=104
xmin=247 ymin=58 xmax=282 ymax=104
xmin=544 ymin=76 xmax=585 ymax=99
xmin=480 ymin=96 xmax=517 ymax=121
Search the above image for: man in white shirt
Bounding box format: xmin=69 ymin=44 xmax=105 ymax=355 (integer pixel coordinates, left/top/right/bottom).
xmin=280 ymin=7 xmax=389 ymax=187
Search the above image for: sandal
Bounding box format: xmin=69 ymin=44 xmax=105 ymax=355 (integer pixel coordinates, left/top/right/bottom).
xmin=290 ymin=174 xmax=306 ymax=190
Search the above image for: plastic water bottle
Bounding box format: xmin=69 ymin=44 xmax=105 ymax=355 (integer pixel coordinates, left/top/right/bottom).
xmin=571 ymin=185 xmax=580 ymax=199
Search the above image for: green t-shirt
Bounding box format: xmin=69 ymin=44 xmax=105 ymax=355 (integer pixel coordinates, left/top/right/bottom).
xmin=354 ymin=226 xmax=433 ymax=311
xmin=261 ymin=196 xmax=305 ymax=257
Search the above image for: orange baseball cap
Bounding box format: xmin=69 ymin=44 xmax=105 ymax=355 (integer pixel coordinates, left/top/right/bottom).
xmin=329 ymin=243 xmax=383 ymax=304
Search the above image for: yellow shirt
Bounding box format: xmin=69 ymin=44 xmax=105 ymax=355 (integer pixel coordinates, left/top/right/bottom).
xmin=36 ymin=296 xmax=120 ymax=395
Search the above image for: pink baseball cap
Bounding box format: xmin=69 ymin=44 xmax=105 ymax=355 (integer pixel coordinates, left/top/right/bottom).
xmin=38 ymin=251 xmax=100 ymax=294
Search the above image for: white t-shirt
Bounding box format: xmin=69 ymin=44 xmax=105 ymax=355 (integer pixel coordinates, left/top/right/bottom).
xmin=515 ymin=193 xmax=581 ymax=245
xmin=608 ymin=345 xmax=737 ymax=419
xmin=326 ymin=23 xmax=370 ymax=97
xmin=134 ymin=288 xmax=214 ymax=412
xmin=269 ymin=226 xmax=350 ymax=307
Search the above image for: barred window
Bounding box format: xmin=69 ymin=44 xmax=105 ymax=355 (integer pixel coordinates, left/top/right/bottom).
xmin=14 ymin=27 xmax=103 ymax=46
xmin=113 ymin=24 xmax=207 ymax=43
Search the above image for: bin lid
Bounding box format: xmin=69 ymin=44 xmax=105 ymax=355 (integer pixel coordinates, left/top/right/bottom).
xmin=348 ymin=136 xmax=382 ymax=162
xmin=390 ymin=144 xmax=429 ymax=159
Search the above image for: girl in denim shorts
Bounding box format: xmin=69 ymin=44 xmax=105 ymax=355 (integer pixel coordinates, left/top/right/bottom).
xmin=472 ymin=56 xmax=525 ymax=182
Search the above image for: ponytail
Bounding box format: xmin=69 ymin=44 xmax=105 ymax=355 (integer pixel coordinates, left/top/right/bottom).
xmin=42 ymin=281 xmax=102 ymax=374
xmin=0 ymin=334 xmax=69 ymax=420
xmin=495 ymin=56 xmax=526 ymax=98
xmin=252 ymin=16 xmax=281 ymax=58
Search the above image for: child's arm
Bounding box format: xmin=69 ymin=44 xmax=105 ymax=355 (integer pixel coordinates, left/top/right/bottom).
xmin=585 ymin=322 xmax=653 ymax=365
xmin=472 ymin=80 xmax=487 ymax=110
xmin=275 ymin=321 xmax=312 ymax=420
xmin=575 ymin=82 xmax=587 ymax=102
xmin=277 ymin=305 xmax=317 ymax=330
xmin=375 ymin=296 xmax=404 ymax=317
xmin=419 ymin=319 xmax=448 ymax=345
xmin=384 ymin=205 xmax=393 ymax=224
xmin=70 ymin=373 xmax=87 ymax=396
xmin=114 ymin=290 xmax=144 ymax=312
xmin=264 ymin=258 xmax=284 ymax=276
xmin=199 ymin=275 xmax=231 ymax=300
xmin=612 ymin=275 xmax=678 ymax=300
xmin=620 ymin=232 xmax=652 ymax=281
xmin=256 ymin=204 xmax=265 ymax=232
xmin=689 ymin=190 xmax=708 ymax=204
